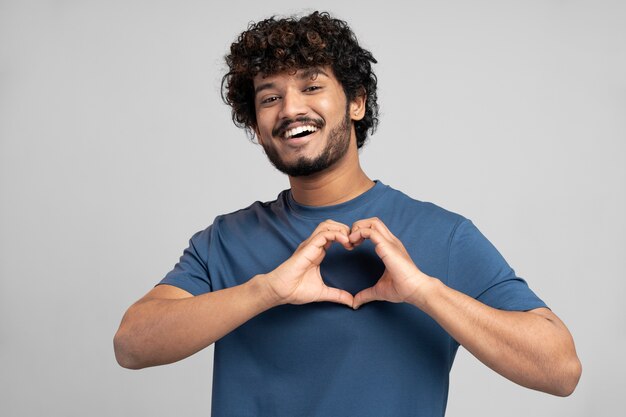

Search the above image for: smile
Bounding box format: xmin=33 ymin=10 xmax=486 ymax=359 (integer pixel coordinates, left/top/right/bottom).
xmin=284 ymin=125 xmax=318 ymax=139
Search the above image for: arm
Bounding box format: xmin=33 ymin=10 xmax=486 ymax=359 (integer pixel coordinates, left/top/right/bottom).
xmin=349 ymin=217 xmax=582 ymax=397
xmin=114 ymin=280 xmax=274 ymax=369
xmin=410 ymin=283 xmax=580 ymax=396
xmin=114 ymin=220 xmax=354 ymax=369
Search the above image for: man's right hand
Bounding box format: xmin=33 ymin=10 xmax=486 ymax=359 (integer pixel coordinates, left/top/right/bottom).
xmin=260 ymin=220 xmax=355 ymax=308
xmin=114 ymin=220 xmax=355 ymax=369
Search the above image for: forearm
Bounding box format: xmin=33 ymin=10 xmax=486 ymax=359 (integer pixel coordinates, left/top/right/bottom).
xmin=114 ymin=222 xmax=358 ymax=370
xmin=411 ymin=277 xmax=581 ymax=396
xmin=114 ymin=275 xmax=277 ymax=369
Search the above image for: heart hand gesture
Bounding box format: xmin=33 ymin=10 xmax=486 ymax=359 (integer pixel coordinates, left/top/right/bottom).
xmin=262 ymin=217 xmax=430 ymax=310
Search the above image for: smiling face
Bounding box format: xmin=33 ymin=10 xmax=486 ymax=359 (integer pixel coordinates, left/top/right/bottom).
xmin=253 ymin=66 xmax=364 ymax=177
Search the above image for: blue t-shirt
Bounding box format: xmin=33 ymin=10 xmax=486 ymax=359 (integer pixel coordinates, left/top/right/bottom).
xmin=160 ymin=181 xmax=546 ymax=417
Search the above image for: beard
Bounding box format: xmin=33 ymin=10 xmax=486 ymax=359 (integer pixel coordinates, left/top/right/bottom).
xmin=261 ymin=110 xmax=352 ymax=177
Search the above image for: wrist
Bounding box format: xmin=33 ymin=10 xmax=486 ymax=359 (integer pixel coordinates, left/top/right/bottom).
xmin=405 ymin=273 xmax=442 ymax=310
xmin=249 ymin=273 xmax=285 ymax=309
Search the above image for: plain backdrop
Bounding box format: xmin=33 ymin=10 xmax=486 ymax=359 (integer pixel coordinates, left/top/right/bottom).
xmin=1 ymin=1 xmax=624 ymax=416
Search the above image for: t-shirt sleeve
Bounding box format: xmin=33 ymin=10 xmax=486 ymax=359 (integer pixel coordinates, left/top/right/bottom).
xmin=448 ymin=219 xmax=547 ymax=311
xmin=157 ymin=226 xmax=213 ymax=296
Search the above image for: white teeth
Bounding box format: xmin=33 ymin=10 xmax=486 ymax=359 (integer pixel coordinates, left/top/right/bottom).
xmin=284 ymin=125 xmax=318 ymax=139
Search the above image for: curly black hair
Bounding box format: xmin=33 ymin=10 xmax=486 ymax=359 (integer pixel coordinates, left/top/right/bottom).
xmin=221 ymin=11 xmax=379 ymax=148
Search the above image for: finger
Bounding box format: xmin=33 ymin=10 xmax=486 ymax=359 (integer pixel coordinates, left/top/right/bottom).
xmin=351 ymin=217 xmax=394 ymax=240
xmin=353 ymin=286 xmax=382 ymax=310
xmin=348 ymin=226 xmax=387 ymax=246
xmin=308 ymin=230 xmax=351 ymax=252
xmin=317 ymin=285 xmax=355 ymax=308
xmin=310 ymin=220 xmax=353 ymax=249
xmin=296 ymin=230 xmax=351 ymax=266
xmin=312 ymin=219 xmax=351 ymax=236
xmin=349 ymin=228 xmax=401 ymax=263
xmin=350 ymin=218 xmax=390 ymax=246
xmin=348 ymin=230 xmax=366 ymax=247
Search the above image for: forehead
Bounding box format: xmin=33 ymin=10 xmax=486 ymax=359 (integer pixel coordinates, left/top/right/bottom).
xmin=253 ymin=66 xmax=337 ymax=91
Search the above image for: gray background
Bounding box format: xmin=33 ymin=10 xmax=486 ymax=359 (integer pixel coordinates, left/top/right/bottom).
xmin=1 ymin=0 xmax=624 ymax=416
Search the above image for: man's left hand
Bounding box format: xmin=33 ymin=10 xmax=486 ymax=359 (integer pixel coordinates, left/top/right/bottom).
xmin=349 ymin=217 xmax=433 ymax=310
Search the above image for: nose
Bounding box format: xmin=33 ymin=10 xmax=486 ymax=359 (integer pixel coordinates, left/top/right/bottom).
xmin=278 ymin=88 xmax=308 ymax=120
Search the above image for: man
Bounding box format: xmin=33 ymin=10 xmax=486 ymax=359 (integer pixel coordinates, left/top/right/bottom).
xmin=114 ymin=11 xmax=581 ymax=417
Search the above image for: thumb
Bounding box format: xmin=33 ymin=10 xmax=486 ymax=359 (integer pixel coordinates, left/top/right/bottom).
xmin=353 ymin=286 xmax=381 ymax=310
xmin=317 ymin=285 xmax=355 ymax=308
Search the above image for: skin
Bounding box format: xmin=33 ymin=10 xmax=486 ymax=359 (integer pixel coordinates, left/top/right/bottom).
xmin=114 ymin=66 xmax=582 ymax=397
xmin=255 ymin=68 xmax=353 ymax=178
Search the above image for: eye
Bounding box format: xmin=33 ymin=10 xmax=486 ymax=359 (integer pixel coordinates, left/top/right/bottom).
xmin=304 ymin=85 xmax=322 ymax=93
xmin=260 ymin=95 xmax=280 ymax=105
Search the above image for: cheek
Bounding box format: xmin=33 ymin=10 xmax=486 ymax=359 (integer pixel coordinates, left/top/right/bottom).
xmin=317 ymin=96 xmax=338 ymax=112
xmin=325 ymin=92 xmax=348 ymax=115
xmin=255 ymin=113 xmax=273 ymax=135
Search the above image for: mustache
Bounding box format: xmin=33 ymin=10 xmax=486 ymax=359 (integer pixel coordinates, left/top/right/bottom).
xmin=272 ymin=117 xmax=325 ymax=137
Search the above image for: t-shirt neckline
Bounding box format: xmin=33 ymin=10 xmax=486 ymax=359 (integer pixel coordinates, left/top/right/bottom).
xmin=285 ymin=180 xmax=388 ymax=219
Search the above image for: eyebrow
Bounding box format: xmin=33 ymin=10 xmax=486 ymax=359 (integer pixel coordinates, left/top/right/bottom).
xmin=254 ymin=67 xmax=330 ymax=96
xmin=299 ymin=67 xmax=329 ymax=80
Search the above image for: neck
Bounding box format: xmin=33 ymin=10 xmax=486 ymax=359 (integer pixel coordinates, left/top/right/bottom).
xmin=288 ymin=140 xmax=374 ymax=207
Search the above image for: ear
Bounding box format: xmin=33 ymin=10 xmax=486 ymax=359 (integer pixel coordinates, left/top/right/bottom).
xmin=349 ymin=90 xmax=367 ymax=121
xmin=252 ymin=124 xmax=263 ymax=145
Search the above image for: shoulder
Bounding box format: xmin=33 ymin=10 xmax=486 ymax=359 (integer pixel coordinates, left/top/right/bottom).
xmin=380 ymin=184 xmax=467 ymax=233
xmin=183 ymin=191 xmax=289 ymax=253
xmin=208 ymin=190 xmax=290 ymax=237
